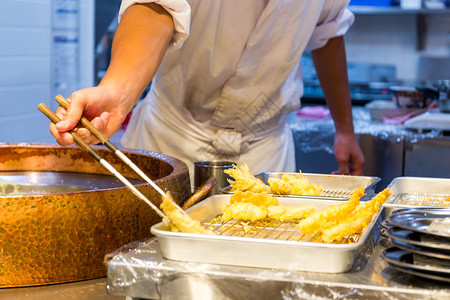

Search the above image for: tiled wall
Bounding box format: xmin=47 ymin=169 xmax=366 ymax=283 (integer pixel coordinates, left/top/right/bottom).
xmin=0 ymin=0 xmax=53 ymax=143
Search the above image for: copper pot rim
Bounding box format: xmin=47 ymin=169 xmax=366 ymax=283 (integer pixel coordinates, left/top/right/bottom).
xmin=0 ymin=142 xmax=189 ymax=195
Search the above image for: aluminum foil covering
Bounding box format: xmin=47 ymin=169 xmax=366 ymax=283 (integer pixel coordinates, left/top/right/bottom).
xmin=288 ymin=108 xmax=441 ymax=155
xmin=105 ymin=223 xmax=450 ymax=300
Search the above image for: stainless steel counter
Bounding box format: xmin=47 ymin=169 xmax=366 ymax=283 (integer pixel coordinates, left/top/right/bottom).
xmin=0 ymin=278 xmax=124 ymax=300
xmin=105 ymin=217 xmax=450 ymax=300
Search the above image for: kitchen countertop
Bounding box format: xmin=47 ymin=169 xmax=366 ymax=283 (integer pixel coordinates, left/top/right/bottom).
xmin=0 ymin=278 xmax=124 ymax=300
xmin=105 ymin=225 xmax=450 ymax=300
xmin=288 ymin=106 xmax=444 ymax=141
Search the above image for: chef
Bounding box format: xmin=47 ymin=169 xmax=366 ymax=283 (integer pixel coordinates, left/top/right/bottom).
xmin=50 ymin=0 xmax=365 ymax=179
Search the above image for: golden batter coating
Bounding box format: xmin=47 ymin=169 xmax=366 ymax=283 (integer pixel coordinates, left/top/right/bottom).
xmin=230 ymin=191 xmax=278 ymax=207
xmin=267 ymin=178 xmax=291 ymax=195
xmin=160 ymin=192 xmax=214 ymax=235
xmin=224 ymin=163 xmax=271 ymax=193
xmin=224 ymin=191 xmax=314 ymax=222
xmin=222 ymin=202 xmax=268 ymax=222
xmin=269 ymin=173 xmax=323 ymax=196
xmin=321 ymin=188 xmax=391 ymax=243
xmin=297 ymin=187 xmax=365 ymax=235
xmin=267 ymin=205 xmax=316 ymax=221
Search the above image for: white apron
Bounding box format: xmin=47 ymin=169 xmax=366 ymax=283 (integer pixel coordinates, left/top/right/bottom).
xmin=120 ymin=0 xmax=354 ymax=179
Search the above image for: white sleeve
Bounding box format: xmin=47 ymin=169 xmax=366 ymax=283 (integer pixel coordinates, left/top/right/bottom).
xmin=306 ymin=5 xmax=354 ymax=51
xmin=119 ymin=0 xmax=191 ymax=48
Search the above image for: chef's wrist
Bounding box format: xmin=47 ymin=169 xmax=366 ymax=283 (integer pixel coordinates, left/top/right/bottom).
xmin=98 ymin=78 xmax=138 ymax=112
xmin=334 ymin=127 xmax=357 ymax=138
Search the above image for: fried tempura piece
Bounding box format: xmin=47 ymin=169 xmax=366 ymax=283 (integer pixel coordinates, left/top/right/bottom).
xmin=268 ymin=173 xmax=323 ymax=196
xmin=224 ymin=163 xmax=271 ymax=193
xmin=230 ymin=191 xmax=278 ymax=207
xmin=267 ymin=177 xmax=291 ymax=194
xmin=267 ymin=205 xmax=316 ymax=221
xmin=222 ymin=202 xmax=268 ymax=222
xmin=297 ymin=187 xmax=365 ymax=234
xmin=282 ymin=173 xmax=323 ymax=196
xmin=160 ymin=192 xmax=214 ymax=235
xmin=322 ymin=188 xmax=392 ymax=243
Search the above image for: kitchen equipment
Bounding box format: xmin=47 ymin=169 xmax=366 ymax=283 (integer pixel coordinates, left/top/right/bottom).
xmin=439 ymin=99 xmax=450 ymax=113
xmin=0 ymin=143 xmax=190 ymax=287
xmin=382 ymin=208 xmax=450 ymax=283
xmin=387 ymin=209 xmax=450 ymax=239
xmin=386 ymin=227 xmax=450 ymax=251
xmin=383 ymin=177 xmax=450 ymax=217
xmin=49 ymin=98 xmax=190 ymax=220
xmin=381 ymin=247 xmax=450 ymax=283
xmin=365 ymin=100 xmax=418 ymax=123
xmin=389 ymin=239 xmax=450 ymax=260
xmin=390 ymin=86 xmax=438 ymax=109
xmin=151 ymin=194 xmax=381 ymax=273
xmin=403 ymin=111 xmax=450 ymax=131
xmin=105 ymin=237 xmax=450 ymax=300
xmin=181 ymin=177 xmax=216 ymax=209
xmin=194 ymin=160 xmax=235 ymax=196
xmin=0 ymin=170 xmax=143 ymax=195
xmin=54 ymin=95 xmax=187 ymax=218
xmin=222 ymin=172 xmax=380 ymax=200
xmin=435 ymin=80 xmax=450 ymax=113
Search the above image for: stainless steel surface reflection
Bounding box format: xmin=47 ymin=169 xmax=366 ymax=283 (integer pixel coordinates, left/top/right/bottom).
xmin=0 ymin=278 xmax=124 ymax=300
xmin=106 ymin=233 xmax=450 ymax=300
xmin=0 ymin=171 xmax=144 ymax=195
xmin=194 ymin=160 xmax=235 ymax=196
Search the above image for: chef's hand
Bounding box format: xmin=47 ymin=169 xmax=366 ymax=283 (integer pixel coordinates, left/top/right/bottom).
xmin=49 ymin=86 xmax=128 ymax=146
xmin=332 ymin=131 xmax=365 ymax=176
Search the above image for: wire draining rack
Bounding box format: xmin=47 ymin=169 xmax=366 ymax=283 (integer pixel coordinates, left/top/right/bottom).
xmin=202 ymin=215 xmax=359 ymax=243
xmin=387 ymin=193 xmax=450 ymax=207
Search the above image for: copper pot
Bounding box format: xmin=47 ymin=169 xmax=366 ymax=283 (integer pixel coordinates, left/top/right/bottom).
xmin=0 ymin=143 xmax=190 ymax=287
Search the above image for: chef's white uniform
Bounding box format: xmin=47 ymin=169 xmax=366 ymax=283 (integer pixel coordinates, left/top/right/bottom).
xmin=119 ymin=0 xmax=354 ymax=179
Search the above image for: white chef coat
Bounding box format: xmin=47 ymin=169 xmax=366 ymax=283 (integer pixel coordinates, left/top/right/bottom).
xmin=119 ymin=0 xmax=354 ymax=179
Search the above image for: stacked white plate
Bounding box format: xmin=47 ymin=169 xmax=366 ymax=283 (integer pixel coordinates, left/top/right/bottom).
xmin=381 ymin=207 xmax=450 ymax=282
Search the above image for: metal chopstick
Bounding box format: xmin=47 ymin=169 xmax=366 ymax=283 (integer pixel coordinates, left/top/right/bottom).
xmin=38 ymin=103 xmax=171 ymax=223
xmin=54 ymin=95 xmax=187 ymax=215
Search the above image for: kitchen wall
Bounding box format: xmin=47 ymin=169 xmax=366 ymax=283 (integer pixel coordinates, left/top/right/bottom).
xmin=345 ymin=11 xmax=450 ymax=82
xmin=0 ymin=0 xmax=93 ymax=143
xmin=0 ymin=0 xmax=52 ymax=143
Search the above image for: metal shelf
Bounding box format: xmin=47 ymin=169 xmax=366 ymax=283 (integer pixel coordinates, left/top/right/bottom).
xmin=349 ymin=6 xmax=450 ymax=51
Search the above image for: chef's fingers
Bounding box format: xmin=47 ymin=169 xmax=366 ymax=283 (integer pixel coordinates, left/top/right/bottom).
xmin=336 ymin=160 xmax=350 ymax=175
xmin=349 ymin=159 xmax=364 ymax=176
xmin=55 ymin=91 xmax=87 ymax=132
xmin=76 ymin=112 xmax=110 ymax=144
xmin=49 ymin=105 xmax=74 ymax=146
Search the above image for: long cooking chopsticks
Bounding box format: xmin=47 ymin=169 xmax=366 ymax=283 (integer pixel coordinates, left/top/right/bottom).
xmin=55 ymin=95 xmax=168 ymax=197
xmin=38 ymin=102 xmax=171 ymax=223
xmin=54 ymin=95 xmax=186 ymax=215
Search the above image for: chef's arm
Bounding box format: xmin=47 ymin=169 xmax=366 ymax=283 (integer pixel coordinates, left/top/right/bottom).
xmin=51 ymin=3 xmax=174 ymax=145
xmin=311 ymin=36 xmax=365 ymax=175
xmin=100 ymin=3 xmax=174 ymax=108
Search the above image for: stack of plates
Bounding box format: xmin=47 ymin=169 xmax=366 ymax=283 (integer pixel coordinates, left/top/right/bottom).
xmin=381 ymin=207 xmax=450 ymax=282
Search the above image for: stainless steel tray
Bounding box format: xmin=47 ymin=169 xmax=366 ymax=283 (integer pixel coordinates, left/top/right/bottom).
xmin=387 ymin=209 xmax=450 ymax=239
xmin=381 ymin=247 xmax=450 ymax=283
xmin=151 ymin=194 xmax=381 ymax=273
xmin=221 ymin=172 xmax=380 ymax=200
xmin=390 ymin=239 xmax=450 ymax=260
xmin=383 ymin=177 xmax=450 ymax=217
xmin=386 ymin=227 xmax=450 ymax=251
